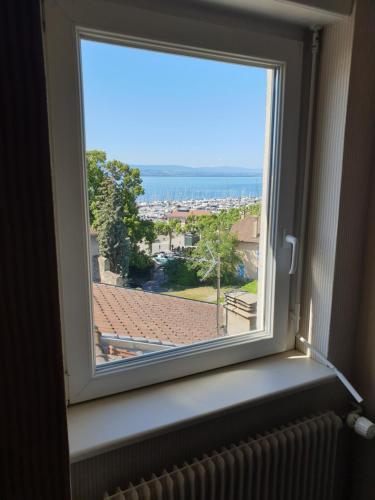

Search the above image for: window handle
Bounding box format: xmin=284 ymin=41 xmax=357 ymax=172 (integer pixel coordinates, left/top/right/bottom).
xmin=285 ymin=234 xmax=299 ymax=275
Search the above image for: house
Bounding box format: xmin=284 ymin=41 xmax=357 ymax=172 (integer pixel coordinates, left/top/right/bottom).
xmin=230 ymin=215 xmax=260 ymax=280
xmin=225 ymin=216 xmax=260 ymax=333
xmin=167 ymin=209 xmax=211 ymax=224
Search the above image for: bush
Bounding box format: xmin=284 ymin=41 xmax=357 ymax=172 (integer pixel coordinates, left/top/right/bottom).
xmin=129 ymin=249 xmax=153 ymax=272
xmin=165 ymin=259 xmax=199 ymax=287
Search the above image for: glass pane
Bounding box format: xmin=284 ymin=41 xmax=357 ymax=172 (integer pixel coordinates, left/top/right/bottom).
xmin=80 ymin=39 xmax=271 ymax=367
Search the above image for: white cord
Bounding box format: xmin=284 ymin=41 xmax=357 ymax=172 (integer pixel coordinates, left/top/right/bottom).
xmin=296 ymin=334 xmax=363 ymax=404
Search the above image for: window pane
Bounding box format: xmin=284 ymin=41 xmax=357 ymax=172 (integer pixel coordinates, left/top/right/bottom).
xmin=80 ymin=39 xmax=271 ymax=367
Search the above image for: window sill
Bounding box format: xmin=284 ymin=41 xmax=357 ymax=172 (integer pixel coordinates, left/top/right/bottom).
xmin=68 ymin=350 xmax=335 ymax=463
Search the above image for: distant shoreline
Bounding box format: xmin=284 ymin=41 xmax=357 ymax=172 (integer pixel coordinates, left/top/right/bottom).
xmin=132 ymin=164 xmax=263 ymax=178
xmin=140 ymin=174 xmax=261 ymax=177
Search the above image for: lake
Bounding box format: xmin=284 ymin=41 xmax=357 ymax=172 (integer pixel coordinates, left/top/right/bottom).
xmin=139 ymin=176 xmax=263 ymax=202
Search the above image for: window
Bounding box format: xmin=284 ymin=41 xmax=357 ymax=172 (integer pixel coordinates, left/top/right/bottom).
xmin=82 ymin=41 xmax=268 ymax=363
xmin=45 ymin=0 xmax=303 ymax=403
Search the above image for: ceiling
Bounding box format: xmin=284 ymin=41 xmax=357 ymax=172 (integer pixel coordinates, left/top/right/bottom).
xmin=189 ymin=0 xmax=353 ymax=26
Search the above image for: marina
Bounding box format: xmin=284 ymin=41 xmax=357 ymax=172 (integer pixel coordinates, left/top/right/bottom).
xmin=138 ymin=195 xmax=261 ymax=221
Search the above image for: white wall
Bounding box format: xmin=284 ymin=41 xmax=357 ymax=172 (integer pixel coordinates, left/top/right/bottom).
xmin=299 ymin=13 xmax=355 ymax=356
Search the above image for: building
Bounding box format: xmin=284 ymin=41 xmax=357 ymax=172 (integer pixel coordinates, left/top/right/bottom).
xmin=230 ymin=215 xmax=260 ymax=280
xmin=90 ymin=230 xmax=126 ymax=286
xmin=184 ymin=232 xmax=200 ymax=247
xmin=167 ymin=209 xmax=211 ymax=224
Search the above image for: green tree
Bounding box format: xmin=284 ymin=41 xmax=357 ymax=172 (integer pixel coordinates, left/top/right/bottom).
xmin=87 ymin=150 xmax=152 ymax=276
xmin=189 ymin=228 xmax=240 ymax=285
xmin=86 ymin=150 xmax=106 ymax=222
xmin=94 ymin=176 xmax=130 ymax=278
xmin=87 ymin=150 xmax=144 ymax=233
xmin=154 ymin=219 xmax=182 ymax=250
xmin=129 ymin=249 xmax=153 ymax=272
xmin=140 ymin=219 xmax=157 ymax=255
xmin=241 ymin=202 xmax=261 ymax=217
xmin=185 ymin=210 xmax=242 ymax=284
xmin=183 ymin=204 xmax=261 ymax=284
xmin=185 ymin=214 xmax=211 ymax=236
xmin=164 ymin=259 xmax=199 ymax=287
xmin=186 ymin=203 xmax=260 ymax=232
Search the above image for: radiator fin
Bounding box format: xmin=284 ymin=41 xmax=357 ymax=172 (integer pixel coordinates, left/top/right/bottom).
xmin=104 ymin=411 xmax=342 ymax=500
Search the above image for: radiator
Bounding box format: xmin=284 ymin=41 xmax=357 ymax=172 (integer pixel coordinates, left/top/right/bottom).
xmin=104 ymin=411 xmax=342 ymax=500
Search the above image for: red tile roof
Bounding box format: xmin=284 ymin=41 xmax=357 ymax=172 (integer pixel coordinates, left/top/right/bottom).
xmin=93 ymin=283 xmax=219 ymax=347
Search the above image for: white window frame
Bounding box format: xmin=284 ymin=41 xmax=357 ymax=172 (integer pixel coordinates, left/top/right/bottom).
xmin=44 ymin=0 xmax=303 ymax=404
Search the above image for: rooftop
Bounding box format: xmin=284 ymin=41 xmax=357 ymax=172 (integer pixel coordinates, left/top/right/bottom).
xmin=93 ymin=283 xmax=220 ymax=361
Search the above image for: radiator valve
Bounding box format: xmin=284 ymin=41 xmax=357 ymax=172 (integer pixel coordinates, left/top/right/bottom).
xmin=346 ymin=411 xmax=375 ymax=439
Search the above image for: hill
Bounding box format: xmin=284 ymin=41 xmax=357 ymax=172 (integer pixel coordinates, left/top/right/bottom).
xmin=132 ymin=164 xmax=262 ymax=177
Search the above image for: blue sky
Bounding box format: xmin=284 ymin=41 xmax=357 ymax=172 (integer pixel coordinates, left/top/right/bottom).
xmin=81 ymin=39 xmax=267 ymax=169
